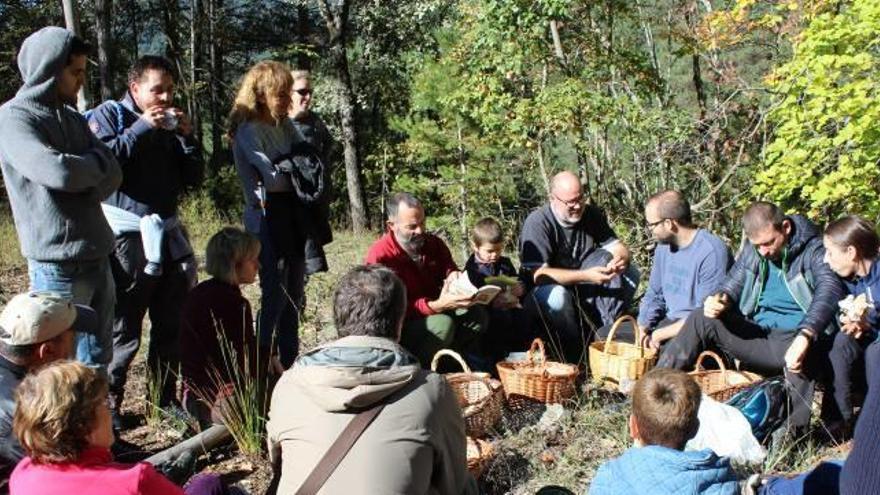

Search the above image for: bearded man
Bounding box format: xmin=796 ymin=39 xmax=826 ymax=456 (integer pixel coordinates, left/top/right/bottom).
xmin=519 ymin=171 xmax=638 ymax=363
xmin=364 ymin=192 xmax=488 ymax=366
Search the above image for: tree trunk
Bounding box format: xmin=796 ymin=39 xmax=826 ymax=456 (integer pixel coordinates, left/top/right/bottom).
xmin=317 ymin=0 xmax=368 ymax=233
xmin=295 ymin=4 xmax=312 ymax=70
xmin=61 ymin=0 xmax=91 ymax=110
xmin=189 ymin=0 xmax=202 ymax=143
xmin=95 ymin=0 xmax=113 ymax=101
xmin=207 ymin=0 xmax=224 ymax=172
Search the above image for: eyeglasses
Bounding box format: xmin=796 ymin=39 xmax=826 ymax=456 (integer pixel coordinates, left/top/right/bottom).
xmin=294 ymin=88 xmax=312 ymax=96
xmin=552 ymin=193 xmax=585 ymax=209
xmin=645 ymin=219 xmax=668 ymax=231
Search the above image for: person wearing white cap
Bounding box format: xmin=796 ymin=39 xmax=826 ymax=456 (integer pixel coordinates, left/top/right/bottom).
xmin=0 ymin=292 xmax=95 ymax=489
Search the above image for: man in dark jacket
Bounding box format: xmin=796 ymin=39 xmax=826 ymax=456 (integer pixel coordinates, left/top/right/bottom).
xmin=87 ymin=55 xmax=203 ymax=415
xmin=0 ymin=292 xmax=92 ymax=488
xmin=657 ymin=201 xmax=845 ymax=431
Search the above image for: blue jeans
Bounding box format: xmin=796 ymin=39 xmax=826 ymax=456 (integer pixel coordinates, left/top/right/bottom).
xmin=761 ymin=461 xmax=843 ymax=495
xmin=28 ymin=258 xmax=115 ymax=371
xmin=256 ymin=227 xmax=304 ymax=369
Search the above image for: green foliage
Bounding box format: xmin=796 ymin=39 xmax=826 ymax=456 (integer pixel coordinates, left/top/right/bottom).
xmin=755 ymin=0 xmax=880 ymax=220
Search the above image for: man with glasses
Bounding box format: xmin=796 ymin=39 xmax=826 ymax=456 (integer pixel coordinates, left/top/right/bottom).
xmin=519 ymin=171 xmax=637 ymax=363
xmin=607 ymin=191 xmax=730 ymax=348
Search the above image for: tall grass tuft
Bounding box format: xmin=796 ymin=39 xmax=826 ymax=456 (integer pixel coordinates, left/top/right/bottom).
xmin=190 ymin=315 xmax=269 ymax=458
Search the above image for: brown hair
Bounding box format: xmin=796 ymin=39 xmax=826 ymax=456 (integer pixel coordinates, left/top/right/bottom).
xmin=333 ymin=265 xmax=407 ymax=340
xmin=742 ymin=201 xmax=786 ymax=236
xmin=825 ymin=215 xmax=880 ymax=260
xmin=205 ymin=227 xmax=261 ymax=284
xmin=13 ymin=361 xmax=108 ymax=463
xmin=632 ymin=369 xmax=701 ymax=450
xmin=647 ymin=190 xmax=693 ymax=227
xmin=471 ymin=217 xmax=504 ymax=246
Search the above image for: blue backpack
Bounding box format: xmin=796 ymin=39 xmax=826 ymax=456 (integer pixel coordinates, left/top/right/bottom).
xmin=725 ymin=376 xmax=789 ymax=442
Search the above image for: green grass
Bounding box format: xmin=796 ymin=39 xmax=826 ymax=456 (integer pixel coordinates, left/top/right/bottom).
xmin=0 ymin=204 xmax=24 ymax=271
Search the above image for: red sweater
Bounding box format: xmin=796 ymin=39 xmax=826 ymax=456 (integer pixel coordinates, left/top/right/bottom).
xmin=364 ymin=231 xmax=458 ymax=320
xmin=10 ymin=447 xmax=183 ymax=494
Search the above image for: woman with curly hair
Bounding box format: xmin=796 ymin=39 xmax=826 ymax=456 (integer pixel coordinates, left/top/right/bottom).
xmin=230 ymin=61 xmax=303 ymax=369
xmin=9 ymin=361 xmax=236 ymax=494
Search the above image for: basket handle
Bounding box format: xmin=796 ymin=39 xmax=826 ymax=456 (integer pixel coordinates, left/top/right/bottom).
xmin=694 ymin=350 xmax=727 ymax=374
xmin=604 ymin=315 xmax=644 ymax=357
xmin=431 ymin=349 xmax=472 ymax=373
xmin=526 ymin=338 xmax=546 ymax=365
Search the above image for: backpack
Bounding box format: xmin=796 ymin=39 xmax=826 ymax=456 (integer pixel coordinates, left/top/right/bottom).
xmin=725 ymin=376 xmax=789 ymax=442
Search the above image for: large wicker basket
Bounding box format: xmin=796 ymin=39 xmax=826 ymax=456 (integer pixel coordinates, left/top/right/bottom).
xmin=689 ymin=350 xmax=762 ymax=401
xmin=496 ymin=338 xmax=579 ymax=405
xmin=466 ymin=437 xmax=494 ymax=479
xmin=588 ymin=315 xmax=657 ymax=387
xmin=431 ymin=349 xmax=504 ymax=438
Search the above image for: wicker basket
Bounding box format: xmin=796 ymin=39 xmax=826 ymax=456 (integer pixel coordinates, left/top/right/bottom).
xmin=431 ymin=349 xmax=504 ymax=438
xmin=496 ymin=338 xmax=579 ymax=404
xmin=466 ymin=437 xmax=494 ymax=479
xmin=689 ymin=350 xmax=762 ymax=401
xmin=588 ymin=315 xmax=657 ymax=387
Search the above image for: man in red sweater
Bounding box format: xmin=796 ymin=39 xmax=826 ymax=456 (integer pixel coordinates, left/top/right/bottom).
xmin=365 ymin=192 xmax=488 ymax=366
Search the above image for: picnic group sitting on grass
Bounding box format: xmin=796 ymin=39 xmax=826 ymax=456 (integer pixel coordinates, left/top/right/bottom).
xmin=0 ymin=25 xmax=878 ymax=495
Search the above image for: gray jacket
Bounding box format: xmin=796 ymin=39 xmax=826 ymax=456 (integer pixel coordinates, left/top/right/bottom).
xmin=267 ymin=336 xmax=478 ymax=495
xmin=0 ymin=27 xmax=122 ymax=262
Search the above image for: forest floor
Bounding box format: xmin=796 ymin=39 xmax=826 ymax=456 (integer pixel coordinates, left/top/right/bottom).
xmin=0 ymin=205 xmax=849 ymax=494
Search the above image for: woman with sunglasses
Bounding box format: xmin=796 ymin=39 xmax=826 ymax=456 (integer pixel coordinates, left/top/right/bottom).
xmin=287 ymin=70 xmax=335 ymax=277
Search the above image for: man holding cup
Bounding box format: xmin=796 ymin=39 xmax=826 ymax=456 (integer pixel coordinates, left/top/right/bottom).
xmin=87 ymin=55 xmax=203 ymax=424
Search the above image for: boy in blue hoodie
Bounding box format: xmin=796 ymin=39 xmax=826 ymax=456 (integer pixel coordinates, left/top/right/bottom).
xmin=589 ymin=369 xmax=741 ymax=495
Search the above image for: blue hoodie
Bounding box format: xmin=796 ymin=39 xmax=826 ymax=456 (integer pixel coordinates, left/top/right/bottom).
xmin=589 ymin=446 xmax=740 ymax=495
xmin=0 ymin=27 xmax=122 ymax=262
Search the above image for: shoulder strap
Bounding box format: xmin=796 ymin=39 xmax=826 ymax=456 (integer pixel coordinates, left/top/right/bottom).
xmin=294 ymin=404 xmax=385 ymax=495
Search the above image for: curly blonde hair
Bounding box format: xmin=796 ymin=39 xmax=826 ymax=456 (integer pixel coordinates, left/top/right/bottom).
xmin=228 ymin=60 xmax=294 ymax=135
xmin=13 ymin=361 xmax=109 ymax=463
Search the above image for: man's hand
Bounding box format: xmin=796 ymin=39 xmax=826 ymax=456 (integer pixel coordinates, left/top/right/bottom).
xmin=605 ymin=255 xmax=627 ymax=275
xmin=141 ymin=105 xmax=168 ymax=129
xmin=174 ymin=109 xmax=194 ymax=136
xmin=429 ymin=292 xmax=473 ymax=313
xmin=703 ymin=293 xmax=730 ymax=319
xmin=582 ymin=265 xmax=615 ymax=285
xmin=840 ymin=315 xmax=869 ymax=339
xmin=784 ymin=334 xmax=811 ymax=373
xmin=511 ymin=281 xmax=525 ymax=298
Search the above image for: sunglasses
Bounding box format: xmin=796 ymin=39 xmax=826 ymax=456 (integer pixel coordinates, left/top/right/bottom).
xmin=294 ymin=88 xmax=312 ymax=96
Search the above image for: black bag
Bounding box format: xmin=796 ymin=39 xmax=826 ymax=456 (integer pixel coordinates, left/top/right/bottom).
xmin=725 ymin=376 xmax=789 ymax=442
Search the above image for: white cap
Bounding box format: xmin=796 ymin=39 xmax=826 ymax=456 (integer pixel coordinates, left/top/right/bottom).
xmin=0 ymin=292 xmax=96 ymax=346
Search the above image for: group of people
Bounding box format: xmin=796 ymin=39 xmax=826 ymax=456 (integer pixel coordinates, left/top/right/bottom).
xmin=0 ymin=24 xmax=878 ymax=495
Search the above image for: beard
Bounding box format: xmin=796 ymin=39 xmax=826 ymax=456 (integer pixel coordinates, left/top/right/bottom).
xmin=394 ymin=230 xmax=426 ymax=255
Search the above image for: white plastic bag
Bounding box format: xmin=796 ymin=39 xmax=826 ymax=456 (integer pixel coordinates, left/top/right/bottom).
xmin=685 ymin=394 xmax=766 ymax=464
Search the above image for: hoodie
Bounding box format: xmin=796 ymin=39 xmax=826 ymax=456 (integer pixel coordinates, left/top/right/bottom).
xmin=588 ymin=446 xmax=740 ymax=495
xmin=266 ymin=336 xmax=477 ymax=495
xmin=0 ymin=27 xmax=122 ymax=262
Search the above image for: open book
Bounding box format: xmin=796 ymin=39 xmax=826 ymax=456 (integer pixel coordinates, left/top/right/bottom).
xmin=446 ymin=272 xmax=502 ymax=305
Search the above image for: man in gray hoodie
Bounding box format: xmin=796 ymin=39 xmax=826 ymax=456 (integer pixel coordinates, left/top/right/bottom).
xmin=0 ymin=27 xmax=122 ymax=373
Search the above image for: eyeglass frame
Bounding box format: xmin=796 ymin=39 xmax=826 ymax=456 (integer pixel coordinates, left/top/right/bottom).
xmin=644 ymin=218 xmax=670 ymax=231
xmin=551 ymin=193 xmax=585 ymax=209
xmin=293 ymin=88 xmax=312 ymax=96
